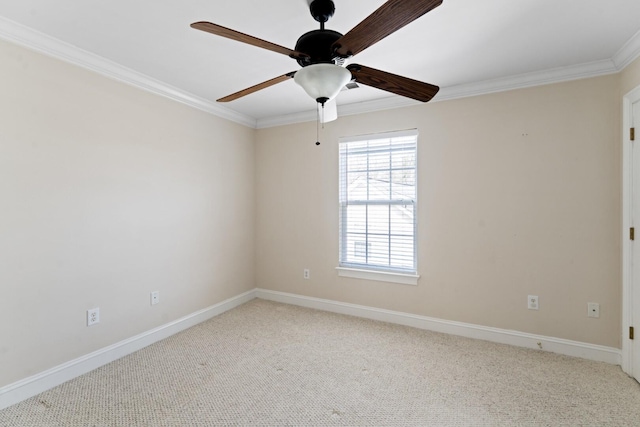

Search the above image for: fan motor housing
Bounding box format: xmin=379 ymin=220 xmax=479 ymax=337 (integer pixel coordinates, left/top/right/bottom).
xmin=295 ymin=29 xmax=343 ymax=66
xmin=310 ymin=0 xmax=335 ymax=23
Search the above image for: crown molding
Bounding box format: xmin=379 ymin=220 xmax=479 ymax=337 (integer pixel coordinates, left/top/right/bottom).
xmin=0 ymin=16 xmax=257 ymax=129
xmin=436 ymin=59 xmax=618 ymax=102
xmin=258 ymin=27 xmax=640 ymax=128
xmin=1 ymin=14 xmax=639 ymax=130
xmin=256 ymin=96 xmax=419 ymax=129
xmin=258 ymin=59 xmax=618 ymax=128
xmin=256 ymin=108 xmax=319 ymax=129
xmin=613 ymin=28 xmax=640 ymax=70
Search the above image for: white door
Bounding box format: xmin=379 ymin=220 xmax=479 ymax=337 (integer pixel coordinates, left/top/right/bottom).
xmin=632 ymin=98 xmax=640 ymax=382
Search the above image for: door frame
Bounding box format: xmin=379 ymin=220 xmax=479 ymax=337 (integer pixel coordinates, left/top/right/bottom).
xmin=622 ymin=85 xmax=640 ymax=376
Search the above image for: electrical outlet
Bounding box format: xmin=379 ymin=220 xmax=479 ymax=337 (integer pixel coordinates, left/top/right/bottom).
xmin=587 ymin=302 xmax=600 ymax=318
xmin=303 ymin=269 xmax=310 ymax=280
xmin=87 ymin=307 xmax=100 ymax=326
xmin=528 ymin=295 xmax=539 ymax=310
xmin=151 ymin=291 xmax=160 ymax=306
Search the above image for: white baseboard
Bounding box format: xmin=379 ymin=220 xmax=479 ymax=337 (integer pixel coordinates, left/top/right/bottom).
xmin=0 ymin=289 xmax=256 ymax=411
xmin=2 ymin=287 xmax=622 ymax=411
xmin=255 ymin=289 xmax=621 ymax=366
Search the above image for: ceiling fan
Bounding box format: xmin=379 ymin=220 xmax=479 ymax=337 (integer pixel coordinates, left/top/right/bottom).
xmin=191 ymin=0 xmax=442 ymax=118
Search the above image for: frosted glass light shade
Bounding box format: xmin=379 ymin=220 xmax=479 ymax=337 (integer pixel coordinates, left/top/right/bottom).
xmin=294 ymin=63 xmax=351 ymax=104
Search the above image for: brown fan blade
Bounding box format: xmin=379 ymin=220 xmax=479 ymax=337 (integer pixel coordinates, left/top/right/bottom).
xmin=191 ymin=22 xmax=308 ymax=61
xmin=347 ymin=64 xmax=439 ymax=102
xmin=333 ymin=0 xmax=443 ymax=58
xmin=217 ymin=72 xmax=296 ymax=102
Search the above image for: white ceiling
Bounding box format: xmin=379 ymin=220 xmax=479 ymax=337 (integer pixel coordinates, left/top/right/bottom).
xmin=1 ymin=0 xmax=639 ymax=127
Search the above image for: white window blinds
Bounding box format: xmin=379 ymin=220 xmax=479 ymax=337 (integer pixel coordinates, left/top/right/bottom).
xmin=339 ymin=129 xmax=418 ymax=274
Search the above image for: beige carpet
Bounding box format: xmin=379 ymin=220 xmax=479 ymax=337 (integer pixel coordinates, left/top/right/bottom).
xmin=1 ymin=299 xmax=640 ymax=426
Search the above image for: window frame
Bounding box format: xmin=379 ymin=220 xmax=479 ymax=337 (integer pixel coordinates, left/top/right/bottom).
xmin=337 ymin=129 xmax=420 ymax=285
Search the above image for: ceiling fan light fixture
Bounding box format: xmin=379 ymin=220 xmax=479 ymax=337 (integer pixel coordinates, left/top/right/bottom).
xmin=294 ymin=63 xmax=352 ymax=105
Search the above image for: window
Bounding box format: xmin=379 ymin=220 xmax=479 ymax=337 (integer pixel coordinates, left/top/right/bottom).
xmin=338 ymin=130 xmax=418 ymax=283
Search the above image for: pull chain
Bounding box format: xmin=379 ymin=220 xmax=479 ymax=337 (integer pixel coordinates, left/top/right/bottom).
xmin=316 ymin=102 xmax=321 ymax=146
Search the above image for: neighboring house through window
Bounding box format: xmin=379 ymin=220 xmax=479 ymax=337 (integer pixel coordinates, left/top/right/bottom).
xmin=338 ymin=129 xmax=419 ymax=285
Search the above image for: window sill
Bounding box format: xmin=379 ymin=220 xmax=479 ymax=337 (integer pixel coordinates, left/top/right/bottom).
xmin=336 ymin=267 xmax=419 ymax=286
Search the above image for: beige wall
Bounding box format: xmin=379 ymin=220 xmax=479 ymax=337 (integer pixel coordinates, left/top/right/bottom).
xmin=256 ymin=74 xmax=622 ymax=348
xmin=3 ymin=32 xmax=640 ymax=391
xmin=0 ymin=40 xmax=256 ymax=388
xmin=621 ymin=56 xmax=640 ymax=96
